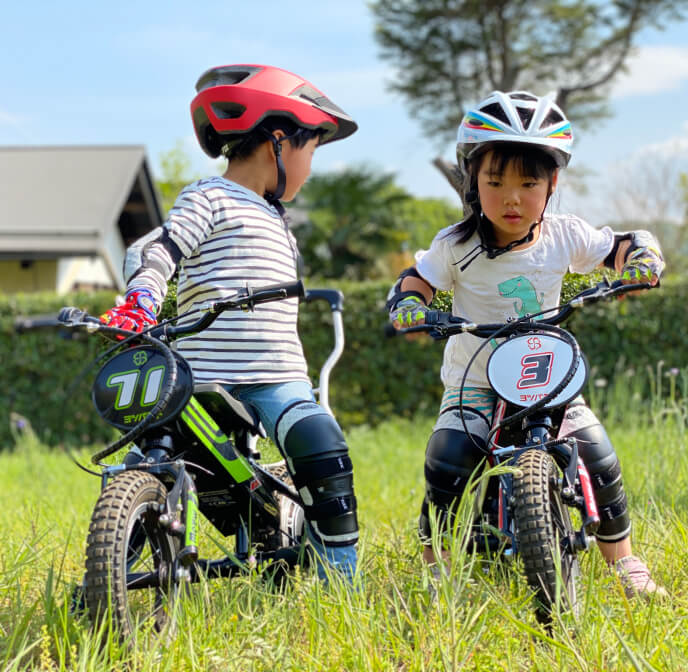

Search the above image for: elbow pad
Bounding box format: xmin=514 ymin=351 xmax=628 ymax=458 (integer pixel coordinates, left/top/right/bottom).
xmin=123 ymin=227 xmax=183 ymax=284
xmin=602 ymin=230 xmax=663 ymax=270
xmin=385 ymin=266 xmax=436 ymax=311
xmin=123 ymin=227 xmax=184 ymax=307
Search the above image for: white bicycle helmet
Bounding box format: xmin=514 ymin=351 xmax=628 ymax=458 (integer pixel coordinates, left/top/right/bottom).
xmin=457 ymin=91 xmax=573 ymax=168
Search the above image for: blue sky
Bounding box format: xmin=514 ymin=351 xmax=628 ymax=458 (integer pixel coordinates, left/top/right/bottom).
xmin=2 ymin=1 xmax=687 ymax=224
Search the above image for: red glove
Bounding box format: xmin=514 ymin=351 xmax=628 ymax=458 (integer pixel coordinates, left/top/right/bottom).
xmin=100 ymin=289 xmax=158 ymax=332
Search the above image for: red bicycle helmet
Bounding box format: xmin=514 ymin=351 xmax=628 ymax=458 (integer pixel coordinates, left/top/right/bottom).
xmin=191 ymin=64 xmax=358 ymax=158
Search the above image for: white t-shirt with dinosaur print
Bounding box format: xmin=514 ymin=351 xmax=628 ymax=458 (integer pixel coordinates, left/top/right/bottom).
xmin=416 ymin=213 xmax=614 ymax=389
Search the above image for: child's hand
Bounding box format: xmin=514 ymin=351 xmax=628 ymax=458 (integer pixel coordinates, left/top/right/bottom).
xmin=100 ymin=289 xmax=158 ymax=333
xmin=389 ymin=296 xmax=428 ymax=330
xmin=620 ymin=246 xmax=664 ymax=288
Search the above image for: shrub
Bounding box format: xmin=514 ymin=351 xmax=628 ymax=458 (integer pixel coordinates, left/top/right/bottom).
xmin=0 ymin=290 xmax=119 ymax=447
xmin=1 ymin=274 xmax=684 ymax=447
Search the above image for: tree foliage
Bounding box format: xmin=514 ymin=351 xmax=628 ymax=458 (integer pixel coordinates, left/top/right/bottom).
xmin=156 ymin=141 xmax=203 ymax=215
xmin=371 ymin=0 xmax=686 ymax=145
xmin=291 ymin=166 xmax=461 ymax=279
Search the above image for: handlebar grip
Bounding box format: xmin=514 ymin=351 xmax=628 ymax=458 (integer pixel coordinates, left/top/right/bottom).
xmin=609 ymin=279 xmax=652 ymax=292
xmin=281 ymin=280 xmax=306 ymax=299
xmin=250 ymin=280 xmax=305 ymax=302
xmin=383 ymin=322 xmax=397 ymax=338
xmin=424 ymin=311 xmax=468 ymax=327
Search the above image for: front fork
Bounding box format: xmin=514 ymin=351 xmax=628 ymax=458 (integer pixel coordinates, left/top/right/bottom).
xmin=493 ymin=422 xmax=601 ymax=554
xmin=160 ymin=466 xmax=199 ymax=566
xmin=101 ymin=447 xmax=200 ymax=568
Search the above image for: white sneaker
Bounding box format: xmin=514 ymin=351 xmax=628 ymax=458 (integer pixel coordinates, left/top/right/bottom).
xmin=614 ymin=556 xmax=668 ymax=599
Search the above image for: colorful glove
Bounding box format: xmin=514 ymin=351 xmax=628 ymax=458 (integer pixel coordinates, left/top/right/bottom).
xmin=621 ymin=246 xmax=665 ymax=284
xmin=100 ymin=288 xmax=158 ymax=332
xmin=389 ymin=295 xmax=428 ymax=328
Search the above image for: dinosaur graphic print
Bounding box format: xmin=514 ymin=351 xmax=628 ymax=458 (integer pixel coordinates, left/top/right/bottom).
xmin=498 ymin=275 xmax=544 ymax=317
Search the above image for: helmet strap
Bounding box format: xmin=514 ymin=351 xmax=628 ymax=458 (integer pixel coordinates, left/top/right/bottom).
xmin=454 ymin=198 xmax=542 ymax=271
xmin=263 ymin=134 xmax=287 ymax=202
xmin=482 ymin=219 xmax=540 ymax=259
xmin=261 ymin=160 xmax=304 ymax=280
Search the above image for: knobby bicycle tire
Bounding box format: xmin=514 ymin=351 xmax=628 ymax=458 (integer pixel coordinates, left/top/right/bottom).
xmin=513 ymin=449 xmax=581 ymax=620
xmin=84 ymin=471 xmax=181 ymax=641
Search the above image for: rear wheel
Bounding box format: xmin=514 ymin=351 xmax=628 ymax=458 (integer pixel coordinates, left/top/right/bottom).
xmin=84 ymin=471 xmax=181 ymax=641
xmin=513 ymin=449 xmax=581 ymax=619
xmin=259 ymin=461 xmax=305 ymax=552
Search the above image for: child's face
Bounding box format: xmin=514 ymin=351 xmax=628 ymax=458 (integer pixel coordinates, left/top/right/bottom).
xmin=477 ymin=151 xmax=556 ymax=247
xmin=279 ymin=136 xmax=320 ymax=202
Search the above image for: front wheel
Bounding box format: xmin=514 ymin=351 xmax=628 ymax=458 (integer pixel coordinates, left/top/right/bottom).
xmin=513 ymin=449 xmax=581 ymax=619
xmin=84 ymin=471 xmax=181 ymax=641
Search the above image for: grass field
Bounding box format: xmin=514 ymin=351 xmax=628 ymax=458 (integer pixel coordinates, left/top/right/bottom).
xmin=1 ymin=388 xmax=687 ymax=670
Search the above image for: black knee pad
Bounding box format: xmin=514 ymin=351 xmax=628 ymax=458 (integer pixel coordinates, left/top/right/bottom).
xmin=563 ymin=419 xmax=630 ymax=542
xmin=281 ymin=412 xmax=358 ymax=547
xmin=419 ymin=428 xmax=486 ymax=544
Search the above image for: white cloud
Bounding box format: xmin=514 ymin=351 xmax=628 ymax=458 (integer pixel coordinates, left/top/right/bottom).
xmin=0 ymin=106 xmax=37 ymax=143
xmin=0 ymin=107 xmax=22 ymax=126
xmin=611 ymin=46 xmax=688 ymax=98
xmin=622 ymin=121 xmax=688 ymax=165
xmin=561 ymin=123 xmax=688 ymax=224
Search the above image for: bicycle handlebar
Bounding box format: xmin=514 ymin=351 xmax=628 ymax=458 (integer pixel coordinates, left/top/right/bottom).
xmin=56 ymin=280 xmax=343 ymax=463
xmin=58 ymin=280 xmax=308 ymax=338
xmin=391 ymin=278 xmax=652 ymax=444
xmin=397 ymin=279 xmax=652 ymax=340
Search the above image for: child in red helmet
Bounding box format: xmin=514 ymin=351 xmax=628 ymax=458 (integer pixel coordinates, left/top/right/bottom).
xmin=387 ymin=90 xmax=666 ymax=599
xmin=101 ymin=64 xmax=360 ymax=582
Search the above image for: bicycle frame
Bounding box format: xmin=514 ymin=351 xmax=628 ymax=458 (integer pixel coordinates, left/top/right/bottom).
xmin=61 ymin=283 xmax=347 ymax=589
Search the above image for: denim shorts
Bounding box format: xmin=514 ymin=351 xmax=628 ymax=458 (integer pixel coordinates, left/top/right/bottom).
xmin=223 ymin=380 xmax=357 ymax=581
xmin=223 ymin=380 xmax=316 ymax=444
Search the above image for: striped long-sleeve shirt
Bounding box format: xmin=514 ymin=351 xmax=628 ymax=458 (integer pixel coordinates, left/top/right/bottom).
xmin=129 ymin=176 xmax=309 ymax=385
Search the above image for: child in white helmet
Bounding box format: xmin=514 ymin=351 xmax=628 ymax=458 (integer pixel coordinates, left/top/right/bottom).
xmin=387 ymin=90 xmax=666 ymax=598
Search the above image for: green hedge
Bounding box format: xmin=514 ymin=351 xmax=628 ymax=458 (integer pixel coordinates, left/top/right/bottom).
xmin=1 ymin=275 xmax=685 ymax=447
xmin=0 ymin=290 xmax=119 ymax=447
xmin=567 ymin=276 xmax=688 ymax=381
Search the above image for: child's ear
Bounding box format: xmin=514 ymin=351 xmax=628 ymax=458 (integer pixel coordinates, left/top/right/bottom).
xmin=549 ymin=169 xmax=559 ymax=194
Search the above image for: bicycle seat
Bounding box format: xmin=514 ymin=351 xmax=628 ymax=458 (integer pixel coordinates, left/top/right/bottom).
xmin=193 ymin=383 xmax=267 ymax=438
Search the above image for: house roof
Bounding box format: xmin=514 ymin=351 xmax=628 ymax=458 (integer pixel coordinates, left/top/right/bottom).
xmin=0 ymin=145 xmax=163 ymax=289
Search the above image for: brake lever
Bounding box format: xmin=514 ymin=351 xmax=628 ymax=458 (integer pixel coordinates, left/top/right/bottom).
xmin=58 ymin=306 xmax=88 ymax=325
xmin=57 ymin=307 xmax=103 ymax=331
xmin=428 ymin=328 xmax=450 ymax=341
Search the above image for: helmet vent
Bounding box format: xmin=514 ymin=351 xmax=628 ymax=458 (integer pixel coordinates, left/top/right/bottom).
xmin=195 ymin=67 xmax=257 ymax=92
xmin=211 ymin=101 xmax=246 ymax=120
xmin=480 ymin=103 xmax=510 ymax=125
xmin=542 ymin=109 xmax=564 ymax=126
xmin=517 ymin=106 xmax=535 ymax=129
xmin=293 ymin=84 xmax=348 ymax=117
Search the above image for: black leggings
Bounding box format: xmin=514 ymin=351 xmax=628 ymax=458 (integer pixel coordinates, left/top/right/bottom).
xmin=419 ymin=398 xmax=631 ymax=544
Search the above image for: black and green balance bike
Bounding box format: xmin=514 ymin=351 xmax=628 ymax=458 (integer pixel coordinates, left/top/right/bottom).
xmin=60 ymin=281 xmax=345 ymax=640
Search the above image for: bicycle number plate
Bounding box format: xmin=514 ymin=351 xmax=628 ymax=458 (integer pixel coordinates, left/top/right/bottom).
xmin=486 ymin=333 xmax=588 ymax=408
xmin=92 ymin=346 xmax=194 ymax=431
